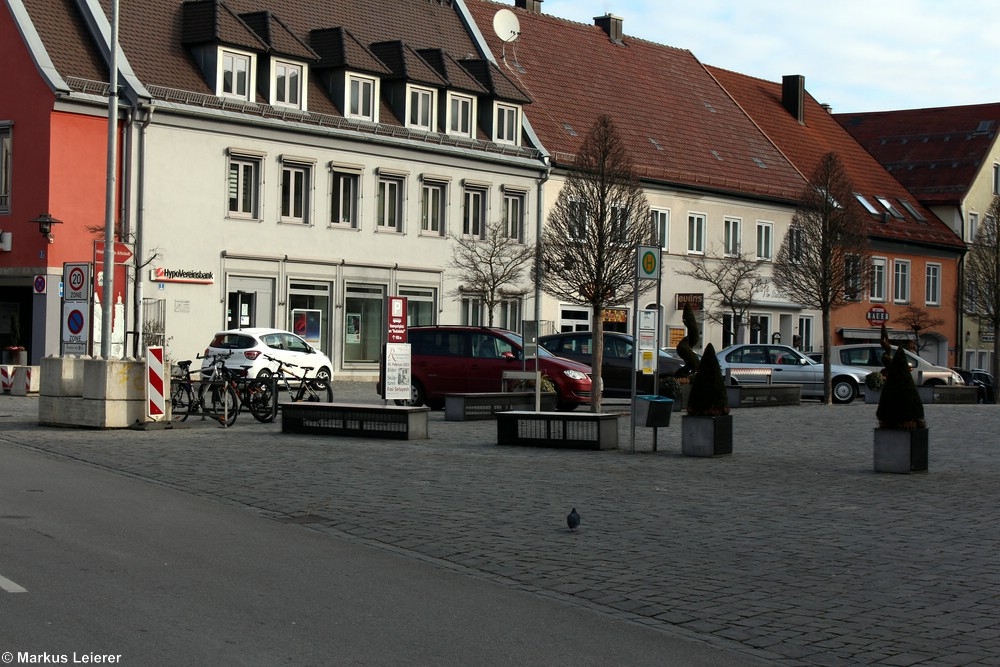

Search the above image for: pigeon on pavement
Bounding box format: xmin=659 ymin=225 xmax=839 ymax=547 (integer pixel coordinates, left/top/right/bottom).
xmin=567 ymin=507 xmax=581 ymax=531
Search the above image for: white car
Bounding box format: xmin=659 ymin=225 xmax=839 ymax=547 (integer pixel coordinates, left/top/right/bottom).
xmin=717 ymin=343 xmax=869 ymax=403
xmin=201 ymin=328 xmax=333 ymax=380
xmin=828 ymin=344 xmax=963 ymax=386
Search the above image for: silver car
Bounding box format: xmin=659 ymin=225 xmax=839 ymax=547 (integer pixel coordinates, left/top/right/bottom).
xmin=717 ymin=343 xmax=869 ymax=404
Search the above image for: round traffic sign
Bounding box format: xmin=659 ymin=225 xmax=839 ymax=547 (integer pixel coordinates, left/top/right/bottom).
xmin=69 ymin=267 xmax=85 ymax=291
xmin=67 ymin=309 xmax=85 ymax=335
xmin=33 ymin=275 xmax=46 ymax=293
xmin=642 ymin=250 xmax=657 ymax=275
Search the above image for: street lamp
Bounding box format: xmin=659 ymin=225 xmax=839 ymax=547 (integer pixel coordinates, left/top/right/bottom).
xmin=31 ymin=213 xmax=62 ymax=243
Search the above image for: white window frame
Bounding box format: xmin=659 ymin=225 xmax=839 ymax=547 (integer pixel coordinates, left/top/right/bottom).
xmin=461 ymin=295 xmax=483 ymax=326
xmin=724 ymin=217 xmax=741 ymax=256
xmin=854 ymin=193 xmax=879 ymax=215
xmin=788 ymin=227 xmax=804 ymax=264
xmin=994 ymin=164 xmax=1000 ymax=195
xmin=407 ymin=85 xmax=435 ymax=131
xmin=219 ymin=48 xmax=254 ymax=100
xmin=503 ymin=190 xmax=526 ymax=242
xmin=687 ymin=212 xmax=706 ymax=254
xmin=0 ymin=124 xmax=11 ymax=213
xmin=330 ymin=164 xmax=361 ymax=228
xmin=651 ymin=209 xmax=669 ymax=251
xmin=844 ymin=255 xmax=862 ymax=301
xmin=271 ymin=59 xmax=306 ymax=109
xmin=227 ymin=150 xmax=263 ymax=220
xmin=421 ymin=179 xmax=447 ymax=235
xmin=968 ymin=212 xmax=979 ymax=243
xmin=347 ymin=74 xmax=378 ymax=122
xmin=893 ymin=259 xmax=911 ymax=304
xmin=499 ymin=297 xmax=522 ymax=331
xmin=797 ymin=316 xmax=814 ymax=352
xmin=463 ymin=186 xmax=487 ymax=238
xmin=755 ymin=221 xmax=772 ymax=260
xmin=568 ymin=200 xmax=588 ymax=242
xmin=610 ymin=205 xmax=627 ymax=246
xmin=377 ymin=173 xmax=405 ymax=232
xmin=870 ymin=257 xmax=886 ymax=302
xmin=447 ymin=93 xmax=475 ymax=138
xmin=279 ymin=158 xmax=313 ymax=224
xmin=494 ymin=103 xmax=520 ymax=145
xmin=925 ymin=263 xmax=941 ymax=306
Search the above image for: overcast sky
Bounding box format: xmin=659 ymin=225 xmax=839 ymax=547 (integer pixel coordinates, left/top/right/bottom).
xmin=532 ymin=1 xmax=999 ymax=113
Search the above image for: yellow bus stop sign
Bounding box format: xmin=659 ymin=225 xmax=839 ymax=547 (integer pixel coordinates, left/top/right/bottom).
xmin=637 ymin=246 xmax=659 ymax=280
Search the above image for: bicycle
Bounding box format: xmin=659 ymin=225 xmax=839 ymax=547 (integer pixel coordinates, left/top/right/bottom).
xmin=245 ymin=353 xmax=333 ymax=423
xmin=185 ymin=351 xmax=240 ymax=426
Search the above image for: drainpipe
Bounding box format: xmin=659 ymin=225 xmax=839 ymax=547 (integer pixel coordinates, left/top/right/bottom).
xmin=132 ymin=103 xmax=154 ymax=356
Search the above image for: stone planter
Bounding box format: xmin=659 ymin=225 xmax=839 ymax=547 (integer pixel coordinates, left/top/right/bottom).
xmin=3 ymin=349 xmax=27 ymax=365
xmin=681 ymin=414 xmax=733 ymax=457
xmin=864 ymin=388 xmax=881 ymax=404
xmin=873 ymin=427 xmax=928 ymax=473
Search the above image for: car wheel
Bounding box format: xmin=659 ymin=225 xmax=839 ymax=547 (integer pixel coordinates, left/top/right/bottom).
xmin=256 ymin=368 xmax=272 ymax=379
xmin=832 ymin=376 xmax=857 ymax=404
xmin=394 ymin=380 xmax=426 ymax=408
xmin=315 ymin=366 xmax=332 ymax=382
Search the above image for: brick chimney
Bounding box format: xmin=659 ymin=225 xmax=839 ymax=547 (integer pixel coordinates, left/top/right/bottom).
xmin=514 ymin=0 xmax=542 ymax=13
xmin=782 ymin=75 xmax=805 ymax=124
xmin=594 ymin=13 xmax=624 ymax=45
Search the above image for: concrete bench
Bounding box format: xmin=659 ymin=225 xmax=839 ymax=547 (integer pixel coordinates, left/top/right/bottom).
xmin=444 ymin=391 xmax=556 ymax=421
xmin=923 ymin=385 xmax=979 ymax=404
xmin=727 ymin=384 xmax=801 ymax=408
xmin=496 ymin=411 xmax=618 ymax=450
xmin=280 ymin=402 xmax=429 ymax=440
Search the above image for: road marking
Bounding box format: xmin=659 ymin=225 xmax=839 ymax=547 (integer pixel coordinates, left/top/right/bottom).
xmin=0 ymin=573 xmax=27 ymax=593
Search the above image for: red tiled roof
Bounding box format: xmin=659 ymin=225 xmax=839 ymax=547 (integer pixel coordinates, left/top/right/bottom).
xmin=369 ymin=41 xmax=449 ymax=87
xmin=706 ymin=66 xmax=965 ymax=251
xmin=239 ymin=10 xmax=318 ymax=61
xmin=21 ymin=0 xmax=491 ymax=123
xmin=464 ymin=0 xmax=807 ymax=201
xmin=835 ymin=104 xmax=1000 ymax=206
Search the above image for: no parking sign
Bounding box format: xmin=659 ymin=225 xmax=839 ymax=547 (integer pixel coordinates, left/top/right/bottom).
xmin=62 ymin=302 xmax=90 ymax=355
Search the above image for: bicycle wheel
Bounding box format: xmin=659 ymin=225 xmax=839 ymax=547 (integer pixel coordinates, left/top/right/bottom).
xmin=210 ymin=383 xmax=239 ymax=426
xmin=246 ymin=379 xmax=277 ymax=423
xmin=186 ymin=382 xmax=208 ymax=421
xmin=300 ymin=378 xmax=333 ymax=403
xmin=171 ymin=382 xmax=195 ymax=422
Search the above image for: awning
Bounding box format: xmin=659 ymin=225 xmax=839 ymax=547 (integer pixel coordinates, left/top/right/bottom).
xmin=838 ymin=327 xmax=909 ymax=341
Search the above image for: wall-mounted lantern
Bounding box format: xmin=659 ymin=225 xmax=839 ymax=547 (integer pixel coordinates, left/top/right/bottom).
xmin=30 ymin=213 xmax=62 ymax=243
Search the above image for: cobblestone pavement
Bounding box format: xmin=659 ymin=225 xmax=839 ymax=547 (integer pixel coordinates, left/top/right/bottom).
xmin=2 ymin=387 xmax=999 ymax=666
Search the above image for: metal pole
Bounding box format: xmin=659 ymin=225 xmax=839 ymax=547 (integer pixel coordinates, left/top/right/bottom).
xmin=630 ymin=271 xmax=638 ymax=454
xmin=101 ymin=0 xmax=120 ymax=358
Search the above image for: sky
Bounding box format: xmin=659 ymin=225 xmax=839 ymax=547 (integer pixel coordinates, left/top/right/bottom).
xmin=535 ymin=1 xmax=999 ymax=113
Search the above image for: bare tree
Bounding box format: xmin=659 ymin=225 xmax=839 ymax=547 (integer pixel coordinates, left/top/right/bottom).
xmin=964 ymin=195 xmax=1000 ymax=402
xmin=536 ymin=115 xmax=653 ymax=411
xmin=448 ymin=217 xmax=535 ymax=327
xmin=678 ymin=247 xmax=770 ymax=345
xmin=895 ymin=304 xmax=945 ymax=354
xmin=772 ymin=152 xmax=872 ymax=404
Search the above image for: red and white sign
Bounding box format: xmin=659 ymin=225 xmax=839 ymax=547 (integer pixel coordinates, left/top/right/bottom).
xmin=146 ymin=346 xmax=165 ymax=419
xmin=94 ymin=241 xmax=134 ymax=264
xmin=866 ymin=306 xmax=890 ymax=327
xmin=63 ymin=262 xmax=92 ymax=301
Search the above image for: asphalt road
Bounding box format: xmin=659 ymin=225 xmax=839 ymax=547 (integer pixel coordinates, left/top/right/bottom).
xmin=2 ymin=386 xmax=1000 ymax=666
xmin=0 ymin=421 xmax=767 ymax=667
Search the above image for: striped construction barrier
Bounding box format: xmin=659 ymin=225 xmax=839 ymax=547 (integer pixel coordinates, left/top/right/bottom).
xmin=0 ymin=365 xmax=10 ymax=393
xmin=147 ymin=346 xmax=165 ymax=420
xmin=11 ymin=366 xmax=34 ymax=396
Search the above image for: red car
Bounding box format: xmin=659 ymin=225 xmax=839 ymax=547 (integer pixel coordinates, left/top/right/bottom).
xmin=385 ymin=326 xmax=592 ymax=411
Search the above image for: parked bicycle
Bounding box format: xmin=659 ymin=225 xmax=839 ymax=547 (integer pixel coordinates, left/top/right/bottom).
xmin=172 ymin=351 xmax=241 ymax=426
xmin=245 ymin=353 xmax=333 ymax=423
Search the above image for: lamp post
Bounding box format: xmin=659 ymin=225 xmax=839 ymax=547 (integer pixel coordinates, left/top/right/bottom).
xmin=30 ymin=213 xmax=62 ymax=243
xmin=101 ymin=0 xmax=120 ymax=358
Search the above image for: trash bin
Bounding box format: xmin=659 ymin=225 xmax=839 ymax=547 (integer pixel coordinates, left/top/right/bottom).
xmin=634 ymin=395 xmax=673 ymax=427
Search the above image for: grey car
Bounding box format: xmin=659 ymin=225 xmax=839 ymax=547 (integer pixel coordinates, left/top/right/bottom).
xmin=717 ymin=343 xmax=869 ymax=404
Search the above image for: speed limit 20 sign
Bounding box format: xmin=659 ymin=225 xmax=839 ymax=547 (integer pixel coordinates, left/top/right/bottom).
xmin=63 ymin=262 xmax=92 ymax=301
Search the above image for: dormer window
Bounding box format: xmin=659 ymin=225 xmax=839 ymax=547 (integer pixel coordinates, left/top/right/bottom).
xmin=219 ymin=48 xmax=255 ymax=100
xmin=446 ymin=92 xmax=475 ymax=138
xmin=407 ymin=85 xmax=435 ymax=132
xmin=272 ymin=60 xmax=306 ymax=109
xmin=494 ymin=103 xmax=520 ymax=145
xmin=347 ymin=74 xmax=378 ymax=122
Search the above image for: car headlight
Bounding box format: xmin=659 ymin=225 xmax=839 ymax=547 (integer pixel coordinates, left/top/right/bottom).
xmin=951 ymin=372 xmax=965 ymax=385
xmin=562 ymin=370 xmax=588 ymax=381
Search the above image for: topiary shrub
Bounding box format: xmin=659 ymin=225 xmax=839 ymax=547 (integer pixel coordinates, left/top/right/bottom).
xmin=658 ymin=375 xmax=682 ymax=400
xmin=685 ymin=343 xmax=729 ymax=416
xmin=865 ymin=371 xmax=885 ymax=391
xmin=876 ymin=346 xmax=926 ymax=430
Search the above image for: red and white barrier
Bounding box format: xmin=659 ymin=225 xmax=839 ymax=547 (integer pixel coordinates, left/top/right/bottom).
xmin=0 ymin=365 xmax=10 ymax=393
xmin=146 ymin=346 xmax=165 ymax=419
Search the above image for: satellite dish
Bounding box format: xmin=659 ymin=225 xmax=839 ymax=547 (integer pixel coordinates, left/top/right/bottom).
xmin=493 ymin=9 xmax=520 ymax=43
